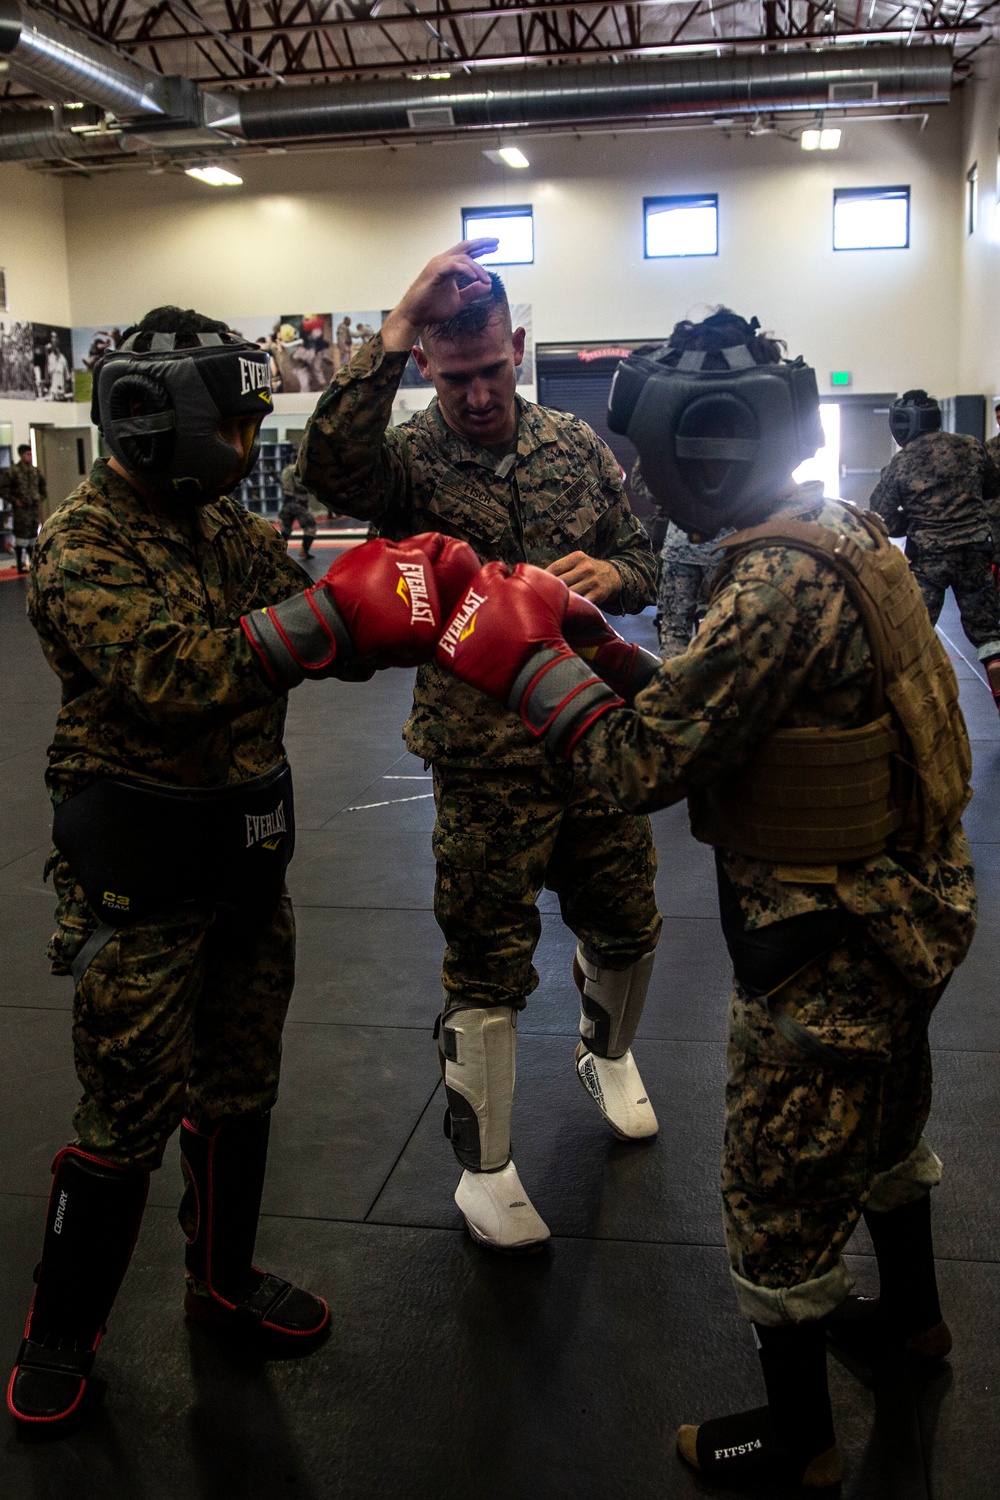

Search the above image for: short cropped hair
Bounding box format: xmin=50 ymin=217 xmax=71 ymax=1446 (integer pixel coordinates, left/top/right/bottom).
xmin=663 ymin=307 xmax=785 ymax=370
xmin=17 ymin=443 xmax=31 ymax=456
xmin=124 ymin=305 xmax=231 ymax=353
xmin=422 ymin=272 xmax=512 ymax=346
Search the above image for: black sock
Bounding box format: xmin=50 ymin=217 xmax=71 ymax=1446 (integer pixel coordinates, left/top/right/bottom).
xmin=863 ymin=1194 xmax=942 ymax=1336
xmin=754 ymin=1321 xmax=836 ymax=1461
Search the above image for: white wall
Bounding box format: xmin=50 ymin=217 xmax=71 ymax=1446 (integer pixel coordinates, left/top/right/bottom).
xmin=0 ymin=164 xmax=78 ymax=449
xmin=57 ymin=109 xmax=963 ymax=400
xmin=958 ymin=55 xmax=1000 ymax=417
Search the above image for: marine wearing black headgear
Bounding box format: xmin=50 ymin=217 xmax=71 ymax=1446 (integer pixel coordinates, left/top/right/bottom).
xmin=92 ymin=307 xmax=273 ymax=506
xmin=889 ymin=389 xmax=942 ymax=448
xmin=608 ymin=308 xmax=824 ymax=540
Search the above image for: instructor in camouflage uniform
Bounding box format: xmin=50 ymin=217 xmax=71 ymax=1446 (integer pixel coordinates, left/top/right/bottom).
xmin=434 ymin=309 xmax=976 ymax=1491
xmin=279 ymin=461 xmax=318 ymax=558
xmin=869 ymin=388 xmax=1000 ymax=713
xmin=300 ymin=240 xmax=661 ymax=1252
xmin=9 ymin=304 xmax=452 ymax=1431
xmin=0 ymin=442 xmax=46 ymax=573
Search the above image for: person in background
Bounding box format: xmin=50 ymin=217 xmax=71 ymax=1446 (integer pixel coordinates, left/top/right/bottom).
xmin=432 ymin=309 xmax=975 ymax=1491
xmin=299 ymin=241 xmax=662 ymax=1254
xmin=0 ymin=442 xmax=46 ymax=573
xmin=279 ymin=462 xmax=319 ymax=559
xmin=869 ymin=388 xmax=1000 ymax=714
xmin=986 ymin=400 xmax=1000 ymax=465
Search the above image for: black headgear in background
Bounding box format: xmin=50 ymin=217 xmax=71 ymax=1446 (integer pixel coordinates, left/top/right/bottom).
xmin=889 ymin=389 xmax=941 ymax=448
xmin=92 ymin=328 xmax=273 ymax=506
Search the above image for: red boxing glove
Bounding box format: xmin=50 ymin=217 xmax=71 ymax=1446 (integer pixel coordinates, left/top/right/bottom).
xmin=242 ymin=538 xmax=441 ymax=689
xmin=436 ymin=562 xmax=623 ymax=755
xmin=562 ymin=592 xmax=662 ymax=701
xmin=406 ymin=532 xmax=481 ymax=615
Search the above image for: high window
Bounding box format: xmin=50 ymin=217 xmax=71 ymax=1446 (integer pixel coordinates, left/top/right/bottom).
xmin=461 ymin=205 xmax=534 ymax=265
xmin=644 ymin=194 xmax=718 ymax=258
xmin=832 ymin=186 xmax=910 ymax=251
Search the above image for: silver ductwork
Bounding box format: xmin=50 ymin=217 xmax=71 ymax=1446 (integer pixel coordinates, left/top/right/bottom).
xmin=0 ymin=0 xmax=168 ymax=116
xmin=223 ymin=45 xmax=953 ymax=142
xmin=0 ymin=17 xmax=954 ymax=168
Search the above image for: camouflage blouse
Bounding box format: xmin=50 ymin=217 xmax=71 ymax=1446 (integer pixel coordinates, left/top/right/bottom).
xmin=300 ymin=332 xmax=656 ymax=766
xmin=28 ymin=460 xmax=305 ymax=803
xmin=574 ymin=488 xmax=977 ymax=988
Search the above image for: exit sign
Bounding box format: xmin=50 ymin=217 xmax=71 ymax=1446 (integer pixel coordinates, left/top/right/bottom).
xmin=831 ymin=371 xmax=852 ymax=387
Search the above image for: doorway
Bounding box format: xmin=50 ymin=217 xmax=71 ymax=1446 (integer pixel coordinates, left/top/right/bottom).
xmin=31 ymin=425 xmax=93 ymax=518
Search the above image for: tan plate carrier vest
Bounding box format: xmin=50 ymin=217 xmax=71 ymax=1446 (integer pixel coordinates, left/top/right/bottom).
xmin=687 ymin=506 xmax=972 ymax=864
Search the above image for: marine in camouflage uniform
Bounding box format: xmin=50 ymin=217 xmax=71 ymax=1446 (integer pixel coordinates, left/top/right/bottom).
xmin=0 ymin=448 xmax=47 ymax=572
xmin=29 ymin=456 xmax=306 ymax=1168
xmin=571 ymin=481 xmax=976 ymax=1318
xmin=869 ymin=428 xmax=1000 ymax=679
xmin=300 ymin=244 xmax=661 ymax=1250
xmin=630 ymin=458 xmax=734 ymax=655
xmin=299 ymin=335 xmax=660 ymax=1012
xmin=279 ymin=462 xmax=318 ymax=558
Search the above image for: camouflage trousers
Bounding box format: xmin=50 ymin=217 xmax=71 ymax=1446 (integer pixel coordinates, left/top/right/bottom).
xmin=657 ymin=561 xmax=708 ymax=658
xmin=48 ymin=855 xmax=295 ymax=1170
xmin=723 ymin=920 xmax=946 ymax=1325
xmin=279 ymin=498 xmax=318 ymax=540
xmin=432 ymin=762 xmax=661 ymax=1009
xmin=907 ymin=538 xmax=1000 ymax=658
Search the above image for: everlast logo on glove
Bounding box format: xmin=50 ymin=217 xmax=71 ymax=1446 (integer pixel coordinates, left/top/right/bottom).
xmin=438 ymin=588 xmax=487 ymax=657
xmin=395 ymin=561 xmax=436 ymax=625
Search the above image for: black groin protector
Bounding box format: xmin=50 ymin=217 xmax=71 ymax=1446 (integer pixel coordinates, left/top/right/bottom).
xmin=92 ymin=330 xmax=274 ymax=505
xmin=889 ymin=390 xmax=941 ymax=448
xmin=609 ymin=346 xmax=824 ymax=538
xmin=52 ymin=761 xmax=294 ymax=927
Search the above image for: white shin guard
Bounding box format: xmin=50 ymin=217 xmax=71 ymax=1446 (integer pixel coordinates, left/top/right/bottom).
xmin=440 ymin=1005 xmax=516 ymax=1172
xmin=573 ymin=945 xmax=659 ymax=1140
xmin=574 ymin=944 xmax=655 ymax=1059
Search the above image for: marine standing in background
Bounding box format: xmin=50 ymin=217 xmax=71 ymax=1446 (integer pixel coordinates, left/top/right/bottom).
xmin=986 ymin=400 xmax=1000 ymax=465
xmin=433 ymin=310 xmax=975 ymax=1491
xmin=869 ymin=389 xmax=1000 ymax=713
xmin=0 ymin=442 xmax=47 ymax=573
xmin=300 ymin=240 xmax=662 ymax=1253
xmin=8 ymin=305 xmax=455 ymax=1430
xmin=279 ymin=461 xmax=319 ymax=559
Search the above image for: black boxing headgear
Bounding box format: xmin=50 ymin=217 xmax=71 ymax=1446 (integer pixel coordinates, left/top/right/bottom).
xmin=608 ymin=321 xmax=824 ymax=539
xmin=889 ymin=389 xmax=941 ymax=447
xmin=92 ymin=328 xmax=273 ymax=505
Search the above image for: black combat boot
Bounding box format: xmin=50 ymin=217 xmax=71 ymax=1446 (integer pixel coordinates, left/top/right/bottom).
xmin=677 ymin=1320 xmax=841 ymax=1490
xmin=827 ymin=1195 xmax=951 ymax=1365
xmin=179 ymin=1115 xmax=329 ymax=1341
xmin=8 ymin=1147 xmax=149 ymax=1427
xmin=15 ymin=547 xmax=25 ymax=574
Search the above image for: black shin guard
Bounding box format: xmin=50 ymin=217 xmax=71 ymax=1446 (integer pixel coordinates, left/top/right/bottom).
xmin=865 ymin=1194 xmax=942 ymax=1335
xmin=179 ymin=1115 xmax=328 ymax=1340
xmin=828 ymin=1194 xmax=950 ymax=1364
xmin=679 ymin=1322 xmax=839 ymax=1491
xmin=8 ymin=1148 xmax=149 ymax=1426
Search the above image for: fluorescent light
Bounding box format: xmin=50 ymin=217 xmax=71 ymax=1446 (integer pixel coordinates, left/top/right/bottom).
xmin=819 ymin=128 xmax=842 ymax=150
xmin=801 ymin=129 xmax=821 ymax=150
xmin=185 ymin=164 xmax=243 ymax=187
xmin=483 ymin=146 xmax=530 ymax=169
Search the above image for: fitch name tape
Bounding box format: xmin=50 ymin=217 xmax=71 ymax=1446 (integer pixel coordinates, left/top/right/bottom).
xmin=438 ymin=588 xmax=487 ymax=657
xmin=395 ymin=561 xmax=436 ymax=625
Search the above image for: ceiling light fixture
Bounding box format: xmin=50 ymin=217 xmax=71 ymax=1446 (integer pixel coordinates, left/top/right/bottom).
xmin=819 ymin=128 xmax=842 ymax=149
xmin=185 ymin=164 xmax=243 ymax=187
xmin=800 ymin=129 xmax=821 ymax=150
xmin=483 ymin=145 xmax=530 ymax=168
